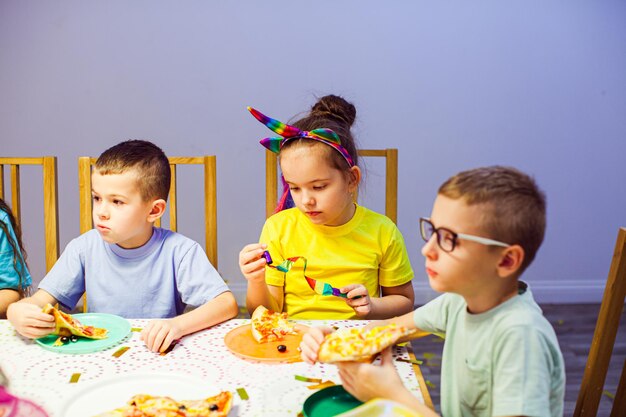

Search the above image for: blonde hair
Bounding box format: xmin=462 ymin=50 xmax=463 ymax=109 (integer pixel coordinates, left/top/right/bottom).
xmin=439 ymin=166 xmax=546 ymax=273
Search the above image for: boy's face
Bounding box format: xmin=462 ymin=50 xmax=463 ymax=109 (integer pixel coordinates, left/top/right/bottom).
xmin=421 ymin=194 xmax=505 ymax=297
xmin=91 ymin=170 xmax=156 ymax=249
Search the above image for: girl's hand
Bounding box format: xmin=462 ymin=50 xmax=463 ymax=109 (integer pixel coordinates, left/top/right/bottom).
xmin=341 ymin=284 xmax=371 ymax=318
xmin=239 ymin=243 xmax=268 ymax=283
xmin=141 ymin=319 xmax=183 ymax=353
xmin=299 ymin=325 xmax=334 ymax=364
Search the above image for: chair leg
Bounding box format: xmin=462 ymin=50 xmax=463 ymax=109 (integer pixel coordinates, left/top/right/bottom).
xmin=609 ymin=359 xmax=626 ymax=417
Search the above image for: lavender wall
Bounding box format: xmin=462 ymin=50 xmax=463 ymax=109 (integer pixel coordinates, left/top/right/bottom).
xmin=1 ymin=1 xmax=625 ymax=304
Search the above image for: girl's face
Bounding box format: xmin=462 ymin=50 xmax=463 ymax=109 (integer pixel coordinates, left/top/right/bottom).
xmin=280 ymin=145 xmax=360 ymax=227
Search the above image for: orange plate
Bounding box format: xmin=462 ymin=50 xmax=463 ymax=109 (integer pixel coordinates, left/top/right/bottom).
xmin=223 ymin=323 xmax=309 ymax=363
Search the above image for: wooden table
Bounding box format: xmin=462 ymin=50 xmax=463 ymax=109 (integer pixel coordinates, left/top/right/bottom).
xmin=0 ymin=318 xmax=432 ymax=416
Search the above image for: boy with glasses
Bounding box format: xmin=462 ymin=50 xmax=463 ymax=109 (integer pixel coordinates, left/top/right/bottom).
xmin=300 ymin=166 xmax=565 ymax=417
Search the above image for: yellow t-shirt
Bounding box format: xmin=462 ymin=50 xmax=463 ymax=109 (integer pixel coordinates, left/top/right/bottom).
xmin=260 ymin=205 xmax=413 ymax=319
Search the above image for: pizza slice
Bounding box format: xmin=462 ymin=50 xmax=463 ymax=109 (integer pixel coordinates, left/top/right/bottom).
xmin=92 ymin=391 xmax=233 ymax=417
xmin=250 ymin=305 xmax=297 ymax=343
xmin=178 ymin=391 xmax=233 ymax=417
xmin=42 ymin=303 xmax=108 ymax=346
xmin=317 ymin=323 xmax=416 ymax=363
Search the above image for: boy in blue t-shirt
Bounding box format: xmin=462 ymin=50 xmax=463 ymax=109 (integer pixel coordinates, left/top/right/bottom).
xmin=301 ymin=166 xmax=565 ymax=417
xmin=8 ymin=140 xmax=238 ymax=352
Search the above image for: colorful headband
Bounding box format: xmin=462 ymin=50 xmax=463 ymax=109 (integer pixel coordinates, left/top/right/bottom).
xmin=247 ymin=106 xmax=355 ymax=168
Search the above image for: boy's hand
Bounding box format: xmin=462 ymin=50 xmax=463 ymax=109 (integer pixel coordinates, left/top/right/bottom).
xmin=239 ymin=243 xmax=268 ymax=283
xmin=141 ymin=319 xmax=183 ymax=353
xmin=337 ymin=347 xmax=404 ymax=402
xmin=6 ymin=302 xmax=55 ymax=339
xmin=299 ymin=325 xmax=334 ymax=364
xmin=341 ymin=284 xmax=371 ymax=318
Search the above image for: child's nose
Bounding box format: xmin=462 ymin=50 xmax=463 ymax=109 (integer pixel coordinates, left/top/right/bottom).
xmin=95 ymin=204 xmax=109 ymax=220
xmin=421 ymin=234 xmax=439 ymax=259
xmin=302 ymin=191 xmax=315 ymax=206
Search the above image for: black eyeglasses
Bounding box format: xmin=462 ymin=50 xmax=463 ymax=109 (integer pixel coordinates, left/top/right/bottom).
xmin=419 ymin=217 xmax=510 ymax=253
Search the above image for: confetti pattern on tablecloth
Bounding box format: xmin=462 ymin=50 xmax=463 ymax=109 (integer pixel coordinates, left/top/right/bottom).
xmin=22 ymin=357 xmax=124 ymax=383
xmin=1 ymin=319 xmax=425 ymax=417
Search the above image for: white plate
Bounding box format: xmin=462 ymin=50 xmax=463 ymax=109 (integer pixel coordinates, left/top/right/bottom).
xmin=58 ymin=372 xmax=224 ymax=417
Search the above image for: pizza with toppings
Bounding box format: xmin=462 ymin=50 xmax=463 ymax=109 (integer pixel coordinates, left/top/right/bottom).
xmin=317 ymin=323 xmax=416 ymax=363
xmin=42 ymin=303 xmax=108 ymax=346
xmin=250 ymin=305 xmax=297 ymax=343
xmin=92 ymin=391 xmax=233 ymax=417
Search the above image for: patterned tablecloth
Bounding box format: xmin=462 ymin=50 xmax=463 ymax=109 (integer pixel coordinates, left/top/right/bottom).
xmin=0 ymin=318 xmax=429 ymax=416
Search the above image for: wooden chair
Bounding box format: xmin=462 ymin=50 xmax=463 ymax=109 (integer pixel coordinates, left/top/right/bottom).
xmin=574 ymin=227 xmax=626 ymax=417
xmin=0 ymin=157 xmax=59 ymax=274
xmin=265 ymin=148 xmax=398 ymax=223
xmin=78 ymin=156 xmax=218 ymax=312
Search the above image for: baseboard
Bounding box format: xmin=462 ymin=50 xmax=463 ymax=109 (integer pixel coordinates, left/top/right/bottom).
xmin=414 ymin=280 xmax=609 ymax=305
xmin=521 ymin=280 xmax=607 ymax=304
xmin=228 ymin=280 xmax=609 ymax=306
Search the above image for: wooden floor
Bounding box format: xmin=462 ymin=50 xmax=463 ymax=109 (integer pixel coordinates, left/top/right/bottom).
xmin=411 ymin=303 xmax=626 ymax=416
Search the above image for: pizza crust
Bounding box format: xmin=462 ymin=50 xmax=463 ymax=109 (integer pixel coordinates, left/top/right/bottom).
xmin=317 ymin=323 xmax=416 ymax=363
xmin=92 ymin=391 xmax=233 ymax=417
xmin=250 ymin=305 xmax=297 ymax=343
xmin=250 ymin=305 xmax=268 ymax=342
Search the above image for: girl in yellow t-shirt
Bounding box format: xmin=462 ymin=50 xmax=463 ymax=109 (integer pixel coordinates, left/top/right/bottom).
xmin=239 ymin=95 xmax=414 ymax=320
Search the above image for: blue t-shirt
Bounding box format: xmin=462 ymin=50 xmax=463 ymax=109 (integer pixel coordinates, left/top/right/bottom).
xmin=413 ymin=282 xmax=565 ymax=417
xmin=0 ymin=209 xmax=31 ymax=291
xmin=39 ymin=228 xmax=229 ymax=318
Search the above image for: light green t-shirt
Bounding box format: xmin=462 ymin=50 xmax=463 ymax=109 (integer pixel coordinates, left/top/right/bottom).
xmin=413 ymin=282 xmax=565 ymax=417
xmin=260 ymin=205 xmax=413 ymax=319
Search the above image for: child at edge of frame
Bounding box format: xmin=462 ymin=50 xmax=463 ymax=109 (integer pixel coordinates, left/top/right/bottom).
xmin=0 ymin=198 xmax=32 ymax=318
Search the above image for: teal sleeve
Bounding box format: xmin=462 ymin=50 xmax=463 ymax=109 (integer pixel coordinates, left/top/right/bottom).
xmin=0 ymin=216 xmax=31 ymax=290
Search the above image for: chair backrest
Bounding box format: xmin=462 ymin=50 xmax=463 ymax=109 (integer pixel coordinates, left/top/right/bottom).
xmin=79 ymin=156 xmax=217 ymax=265
xmin=0 ymin=157 xmax=59 ymax=274
xmin=265 ymin=148 xmax=398 ymax=223
xmin=78 ymin=156 xmax=218 ymax=312
xmin=574 ymin=227 xmax=626 ymax=417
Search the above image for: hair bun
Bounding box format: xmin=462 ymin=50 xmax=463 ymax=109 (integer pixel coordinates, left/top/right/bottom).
xmin=311 ymin=95 xmax=356 ymax=127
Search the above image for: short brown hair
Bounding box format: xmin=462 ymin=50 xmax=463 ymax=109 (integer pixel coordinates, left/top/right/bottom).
xmin=95 ymin=140 xmax=170 ymax=201
xmin=438 ymin=166 xmax=546 ymax=273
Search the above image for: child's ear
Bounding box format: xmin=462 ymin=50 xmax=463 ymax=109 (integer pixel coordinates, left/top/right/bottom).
xmin=347 ymin=166 xmax=362 ymax=192
xmin=147 ymin=199 xmax=166 ymax=223
xmin=497 ymin=245 xmax=525 ymax=278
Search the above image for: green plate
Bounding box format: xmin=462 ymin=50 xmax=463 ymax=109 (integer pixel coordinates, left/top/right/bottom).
xmin=303 ymin=385 xmax=363 ymax=417
xmin=35 ymin=313 xmax=131 ymax=354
